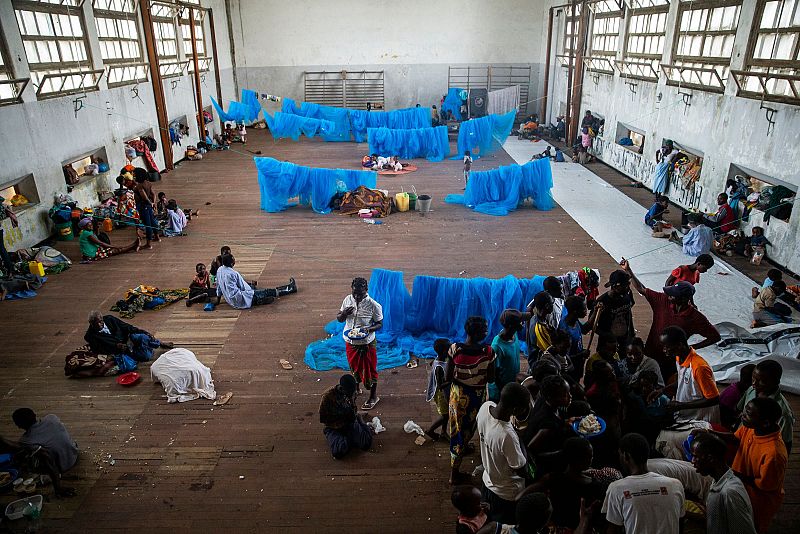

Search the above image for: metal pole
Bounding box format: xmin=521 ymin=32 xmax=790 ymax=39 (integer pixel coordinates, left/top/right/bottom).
xmin=140 ymin=0 xmax=173 ymax=170
xmin=569 ymin=0 xmax=590 ymax=143
xmin=565 ymin=0 xmax=575 ymax=142
xmin=542 ymin=6 xmax=554 ymax=121
xmin=208 ymin=8 xmax=223 ymax=104
xmin=189 ymin=7 xmax=205 ymax=139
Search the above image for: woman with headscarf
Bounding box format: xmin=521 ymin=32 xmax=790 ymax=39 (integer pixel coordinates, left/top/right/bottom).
xmin=447 ymin=316 xmax=496 ymax=484
xmin=77 ymin=218 xmax=139 ymax=261
xmin=652 ymin=140 xmax=679 ymax=194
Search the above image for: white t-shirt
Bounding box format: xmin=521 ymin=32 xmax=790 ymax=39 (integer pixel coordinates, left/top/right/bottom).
xmin=477 ymin=402 xmax=527 ymax=501
xmin=340 ymin=294 xmax=383 ymax=345
xmin=647 ymin=458 xmax=712 ymax=501
xmin=602 ymin=472 xmax=685 ymax=534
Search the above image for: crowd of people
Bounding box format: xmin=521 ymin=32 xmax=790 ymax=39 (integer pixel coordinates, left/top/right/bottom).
xmin=319 ymin=259 xmax=794 ymax=533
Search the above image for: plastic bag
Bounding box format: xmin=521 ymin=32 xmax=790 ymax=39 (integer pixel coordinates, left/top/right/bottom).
xmin=114 ymin=354 xmax=137 ymax=373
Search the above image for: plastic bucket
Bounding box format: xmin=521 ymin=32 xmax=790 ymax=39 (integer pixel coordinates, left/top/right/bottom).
xmin=55 ymin=221 xmax=74 ymax=241
xmin=395 ymin=192 xmax=409 ymax=212
xmin=417 ymin=194 xmax=432 ymax=216
xmin=408 ymin=185 xmax=418 ymax=211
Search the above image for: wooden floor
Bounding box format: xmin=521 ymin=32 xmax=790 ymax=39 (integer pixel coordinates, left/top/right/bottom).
xmin=0 ymin=133 xmax=795 ymax=532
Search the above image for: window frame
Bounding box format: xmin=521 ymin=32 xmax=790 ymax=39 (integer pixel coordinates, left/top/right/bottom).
xmin=92 ymin=0 xmax=149 ymax=88
xmin=13 ymin=0 xmax=101 ymax=98
xmin=621 ymin=4 xmax=670 ymax=81
xmin=150 ymin=2 xmax=179 ymax=63
xmin=178 ymin=6 xmax=206 ymax=58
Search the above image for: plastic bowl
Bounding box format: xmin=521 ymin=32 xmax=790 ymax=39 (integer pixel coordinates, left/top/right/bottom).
xmin=572 ymin=416 xmax=607 ymax=438
xmin=345 ymin=328 xmax=369 ymax=340
xmin=0 ymin=469 xmax=18 ymax=492
xmin=5 ymin=495 xmax=43 ymax=520
xmin=116 ymin=372 xmax=141 ymax=386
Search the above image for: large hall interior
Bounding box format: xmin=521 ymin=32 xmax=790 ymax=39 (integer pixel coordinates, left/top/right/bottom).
xmin=0 ymin=0 xmax=799 ymax=532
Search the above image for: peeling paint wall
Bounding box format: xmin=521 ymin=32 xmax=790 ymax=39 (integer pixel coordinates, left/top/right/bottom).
xmin=0 ymin=0 xmax=236 ymax=251
xmin=231 ymin=0 xmax=549 ymax=111
xmin=544 ymin=1 xmax=800 ymax=274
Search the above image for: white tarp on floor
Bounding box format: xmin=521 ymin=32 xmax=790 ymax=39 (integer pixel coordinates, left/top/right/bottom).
xmin=502 ymin=138 xmax=799 ymax=390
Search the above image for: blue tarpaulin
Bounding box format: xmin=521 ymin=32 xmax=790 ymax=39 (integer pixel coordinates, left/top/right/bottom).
xmin=455 ymin=111 xmax=516 ymax=159
xmin=281 ymin=98 xmax=352 ymax=142
xmin=254 ymin=157 xmax=377 ymax=213
xmin=367 ymin=126 xmax=450 ymax=161
xmin=444 ymin=158 xmax=554 ymax=216
xmin=304 ymin=269 xmax=548 ymax=371
xmin=264 ymin=111 xmax=335 ymax=141
xmin=442 ymin=87 xmax=466 ymax=121
xmin=210 ymin=89 xmax=262 ymax=124
xmin=349 ymin=107 xmax=431 ymax=143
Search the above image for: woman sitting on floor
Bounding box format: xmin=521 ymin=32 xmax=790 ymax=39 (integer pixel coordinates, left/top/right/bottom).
xmin=78 ymin=218 xmax=139 ymax=262
xmin=163 ymin=199 xmax=187 ymax=237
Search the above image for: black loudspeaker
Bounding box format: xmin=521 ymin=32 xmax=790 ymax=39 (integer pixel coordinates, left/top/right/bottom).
xmin=468 ymin=88 xmax=488 ymax=118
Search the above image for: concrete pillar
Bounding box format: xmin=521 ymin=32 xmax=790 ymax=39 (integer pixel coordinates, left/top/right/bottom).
xmin=81 ymin=0 xmax=109 ymax=91
xmin=726 ymin=0 xmax=759 ymax=96
xmin=0 ymin=1 xmax=34 ymax=102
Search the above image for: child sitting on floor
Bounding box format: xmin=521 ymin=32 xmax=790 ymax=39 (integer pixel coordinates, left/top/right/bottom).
xmin=390 ymin=155 xmax=404 ymax=171
xmin=751 ymin=268 xmax=783 ymax=298
xmin=237 ymin=123 xmax=247 ymax=144
xmin=425 ymin=338 xmax=451 ymax=441
xmin=753 ymin=280 xmax=792 ymax=327
xmin=163 ymin=199 xmax=187 ymax=237
xmin=187 ymin=263 xmax=220 ymax=307
xmin=745 ymin=226 xmax=770 ymax=261
xmin=644 ymin=194 xmax=670 ymax=233
xmin=452 ymin=485 xmax=492 ymax=534
xmin=156 ymin=191 xmax=168 ymax=221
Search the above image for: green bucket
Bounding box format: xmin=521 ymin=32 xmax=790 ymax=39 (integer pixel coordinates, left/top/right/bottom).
xmin=55 ymin=221 xmax=74 ymax=241
xmin=407 ymin=185 xmax=418 ymax=211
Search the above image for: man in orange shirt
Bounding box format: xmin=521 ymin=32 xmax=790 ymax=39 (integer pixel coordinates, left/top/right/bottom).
xmin=661 ymin=326 xmax=720 ymax=424
xmin=695 ymin=397 xmax=787 ymax=533
xmin=665 ymin=254 xmax=715 ymax=287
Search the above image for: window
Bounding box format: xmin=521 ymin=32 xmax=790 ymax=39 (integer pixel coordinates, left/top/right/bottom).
xmin=13 ymin=0 xmax=102 ymax=97
xmin=615 ymin=122 xmax=646 ymax=153
xmin=151 ymin=2 xmax=178 ymax=62
xmin=621 ymin=3 xmax=670 ymax=80
xmin=0 ymin=34 xmax=29 ymax=105
xmin=589 ymin=1 xmax=622 ymax=57
xmin=0 ymin=174 xmax=40 ymax=211
xmin=179 ymin=7 xmax=205 ymax=58
xmin=63 ymin=147 xmax=109 ymax=187
xmin=734 ymin=0 xmax=800 ymax=102
xmin=563 ymin=2 xmax=584 ymax=56
xmin=93 ymin=0 xmax=148 ymax=87
xmin=665 ymin=0 xmax=742 ymax=90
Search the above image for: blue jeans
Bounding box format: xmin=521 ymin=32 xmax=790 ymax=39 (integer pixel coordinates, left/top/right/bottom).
xmin=137 ymin=202 xmax=157 ymax=241
xmin=126 ymin=332 xmax=161 ymax=362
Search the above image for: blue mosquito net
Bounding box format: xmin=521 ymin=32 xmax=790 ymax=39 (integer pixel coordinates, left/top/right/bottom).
xmin=264 ymin=111 xmax=336 ymax=141
xmin=442 ymin=87 xmax=466 ymax=121
xmin=281 ymin=98 xmax=352 ymax=142
xmin=304 ymin=268 xmax=549 ymax=371
xmin=210 ymin=89 xmax=262 ymax=124
xmin=349 ymin=107 xmax=431 ymax=142
xmin=254 ymin=157 xmax=377 ymax=213
xmin=444 ymin=158 xmax=554 ymax=216
xmin=454 ymin=111 xmax=516 ymax=159
xmin=367 ymin=126 xmax=450 ymax=161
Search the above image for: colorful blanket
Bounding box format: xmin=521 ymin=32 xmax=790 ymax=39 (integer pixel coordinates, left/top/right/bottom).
xmin=111 ymin=285 xmax=188 ymax=318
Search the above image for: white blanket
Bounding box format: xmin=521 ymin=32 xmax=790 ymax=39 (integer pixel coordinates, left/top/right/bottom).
xmin=150 ymin=348 xmax=217 ymax=403
xmin=697 ymin=322 xmax=800 ymax=394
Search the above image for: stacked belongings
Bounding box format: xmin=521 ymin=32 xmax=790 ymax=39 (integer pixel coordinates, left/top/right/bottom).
xmin=336 ymin=186 xmax=391 ymax=217
xmin=111 ymin=285 xmax=189 ymax=318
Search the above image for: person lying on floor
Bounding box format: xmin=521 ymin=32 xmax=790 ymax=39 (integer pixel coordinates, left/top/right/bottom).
xmin=84 ymin=310 xmax=173 ymax=362
xmin=0 ymin=408 xmax=78 ymax=497
xmin=187 ymin=262 xmax=220 ymax=307
xmin=162 ymin=199 xmax=187 ymax=237
xmin=78 ymin=218 xmax=139 ymax=262
xmin=361 ymin=154 xmax=378 ymax=169
xmin=215 ymin=253 xmax=296 ymax=309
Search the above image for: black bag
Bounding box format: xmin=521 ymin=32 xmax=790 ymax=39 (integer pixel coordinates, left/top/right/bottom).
xmin=142 ymin=136 xmax=158 ymax=152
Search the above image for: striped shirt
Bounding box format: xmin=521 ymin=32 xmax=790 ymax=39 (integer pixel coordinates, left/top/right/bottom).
xmin=449 ymin=343 xmax=495 ymax=388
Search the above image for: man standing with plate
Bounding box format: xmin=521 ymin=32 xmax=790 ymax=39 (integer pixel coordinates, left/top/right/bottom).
xmin=337 ymin=277 xmax=384 ymax=410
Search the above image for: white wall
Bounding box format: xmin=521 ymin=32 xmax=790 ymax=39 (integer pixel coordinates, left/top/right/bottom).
xmin=544 ymin=1 xmax=800 ymax=275
xmin=230 ymin=0 xmax=550 ymax=110
xmin=0 ymin=0 xmax=237 ymax=250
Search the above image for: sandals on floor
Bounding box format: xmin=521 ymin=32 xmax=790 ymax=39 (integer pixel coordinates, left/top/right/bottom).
xmin=279 ymin=359 xmax=293 ymax=370
xmin=362 ymin=397 xmax=380 ymax=410
xmin=406 ymin=359 xmax=419 ymax=369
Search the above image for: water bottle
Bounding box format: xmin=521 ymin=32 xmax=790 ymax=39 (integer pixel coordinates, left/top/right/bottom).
xmin=362 ymin=218 xmax=382 ymax=225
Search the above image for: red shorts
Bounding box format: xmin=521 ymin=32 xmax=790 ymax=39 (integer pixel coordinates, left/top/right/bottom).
xmin=345 ymin=341 xmax=378 ymax=388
